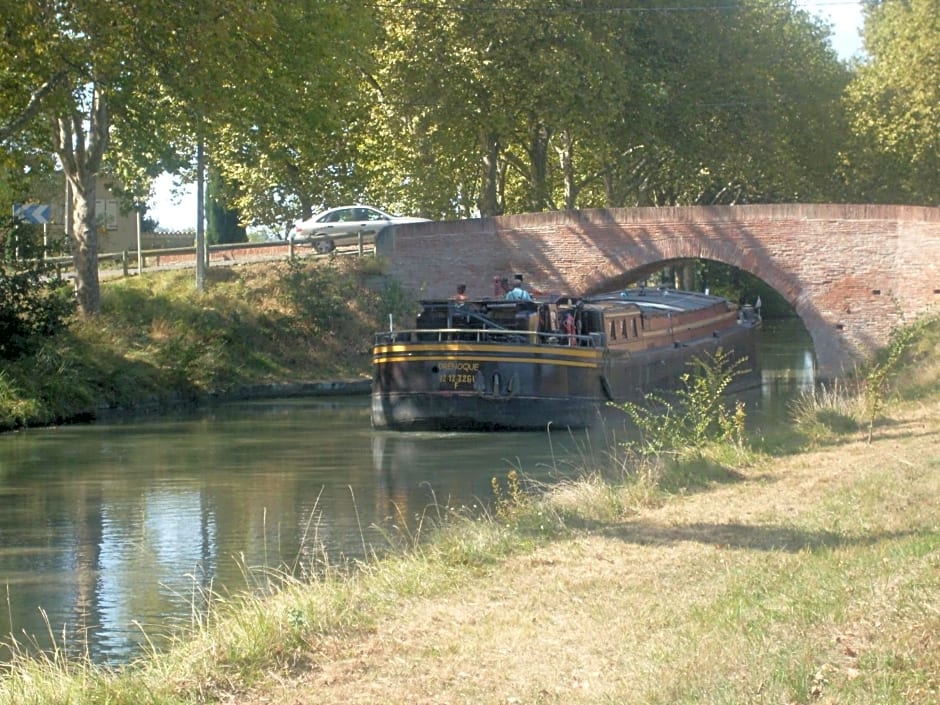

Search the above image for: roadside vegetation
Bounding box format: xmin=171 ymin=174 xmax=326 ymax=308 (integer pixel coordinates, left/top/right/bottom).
xmin=0 ymin=267 xmax=937 ymax=703
xmin=0 ymin=256 xmax=414 ymax=432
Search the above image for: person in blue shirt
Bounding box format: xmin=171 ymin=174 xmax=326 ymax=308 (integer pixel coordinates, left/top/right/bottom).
xmin=505 ymin=274 xmax=532 ymax=301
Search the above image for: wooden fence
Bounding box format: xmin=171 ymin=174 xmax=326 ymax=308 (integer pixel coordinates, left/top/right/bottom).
xmin=47 ymin=237 xmax=374 ymax=278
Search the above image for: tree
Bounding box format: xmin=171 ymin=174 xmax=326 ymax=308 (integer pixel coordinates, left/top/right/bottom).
xmin=368 ymin=0 xmax=850 ymax=217
xmin=2 ymin=0 xmax=360 ymax=315
xmin=845 ymin=0 xmax=940 ymax=205
xmin=207 ymin=1 xmax=377 ymax=230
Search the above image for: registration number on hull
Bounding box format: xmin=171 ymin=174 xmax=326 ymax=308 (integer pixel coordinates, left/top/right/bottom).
xmin=436 ymin=361 xmax=481 ymax=390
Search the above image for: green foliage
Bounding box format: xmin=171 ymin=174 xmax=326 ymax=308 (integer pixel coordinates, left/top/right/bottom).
xmin=369 ymin=0 xmax=850 ymax=216
xmin=846 ymin=0 xmax=940 ymax=204
xmin=211 ymin=1 xmax=377 ymax=226
xmin=491 ymin=470 xmax=526 ymax=522
xmin=611 ymin=348 xmax=750 ymax=456
xmin=0 ymin=261 xmax=398 ymax=430
xmin=863 ymin=313 xmax=933 ymax=443
xmin=206 ymin=168 xmax=247 ymax=245
xmin=0 ymin=217 xmax=75 ymax=360
xmin=375 ymin=277 xmax=419 ymax=326
xmin=278 ymin=258 xmax=360 ymax=335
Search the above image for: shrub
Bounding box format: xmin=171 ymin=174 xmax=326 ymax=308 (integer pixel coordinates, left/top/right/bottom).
xmin=609 ymin=348 xmax=750 ymax=456
xmin=0 ymin=217 xmax=75 ymax=360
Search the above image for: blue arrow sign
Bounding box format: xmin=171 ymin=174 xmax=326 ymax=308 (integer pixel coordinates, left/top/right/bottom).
xmin=13 ymin=203 xmax=51 ymax=224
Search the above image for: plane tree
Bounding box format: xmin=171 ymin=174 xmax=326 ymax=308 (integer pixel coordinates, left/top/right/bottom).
xmin=367 ymin=0 xmax=851 ymax=218
xmin=367 ymin=1 xmax=517 ymax=218
xmin=588 ymin=0 xmax=850 ymax=207
xmin=845 ymin=0 xmax=940 ymax=205
xmin=208 ymin=0 xmax=378 ymax=231
xmin=0 ymin=0 xmax=363 ymax=315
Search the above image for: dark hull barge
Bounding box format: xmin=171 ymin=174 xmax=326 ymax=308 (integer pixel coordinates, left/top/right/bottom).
xmin=371 ymin=288 xmax=761 ymax=431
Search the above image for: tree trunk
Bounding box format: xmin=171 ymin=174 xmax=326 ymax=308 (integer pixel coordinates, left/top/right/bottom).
xmin=53 ymin=85 xmax=108 ymax=317
xmin=196 ymin=140 xmax=206 ymax=292
xmin=67 ymin=171 xmax=102 ymax=315
xmin=558 ymin=129 xmax=577 ymax=210
xmin=527 ymin=117 xmax=551 ymax=211
xmin=478 ymin=129 xmax=501 ymax=216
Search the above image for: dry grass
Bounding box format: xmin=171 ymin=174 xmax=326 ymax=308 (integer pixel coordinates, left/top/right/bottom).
xmin=2 ymin=288 xmax=938 ymax=704
xmin=223 ymin=400 xmax=940 ymax=705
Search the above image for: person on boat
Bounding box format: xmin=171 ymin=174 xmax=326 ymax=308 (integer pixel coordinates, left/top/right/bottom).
xmin=505 ymin=274 xmax=532 ymax=301
xmin=562 ymin=310 xmax=577 ymax=346
xmin=454 ymin=283 xmax=468 ymax=301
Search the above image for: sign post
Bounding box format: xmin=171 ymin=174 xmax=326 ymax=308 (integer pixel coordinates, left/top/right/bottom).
xmin=12 ymin=203 xmax=52 ymax=258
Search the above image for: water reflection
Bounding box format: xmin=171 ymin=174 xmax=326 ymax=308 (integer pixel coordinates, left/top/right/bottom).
xmin=0 ymin=318 xmax=814 ymax=664
xmin=0 ymin=401 xmax=594 ymax=663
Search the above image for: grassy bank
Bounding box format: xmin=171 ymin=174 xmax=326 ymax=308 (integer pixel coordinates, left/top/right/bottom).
xmin=0 ymin=257 xmax=413 ymax=430
xmin=1 ymin=267 xmax=938 ymax=703
xmin=2 ymin=386 xmax=938 ymax=703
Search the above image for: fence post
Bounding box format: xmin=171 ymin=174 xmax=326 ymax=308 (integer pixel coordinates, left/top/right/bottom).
xmin=122 ymin=250 xmax=129 ymax=277
xmin=289 ymin=238 xmax=295 ymax=261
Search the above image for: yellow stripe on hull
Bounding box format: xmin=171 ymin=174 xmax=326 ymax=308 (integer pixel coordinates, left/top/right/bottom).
xmin=374 ymin=353 xmax=600 ymax=369
xmin=373 ymin=342 xmax=600 ymax=360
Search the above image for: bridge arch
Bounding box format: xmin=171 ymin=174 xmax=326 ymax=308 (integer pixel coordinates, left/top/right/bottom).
xmin=377 ymin=204 xmax=940 ymax=377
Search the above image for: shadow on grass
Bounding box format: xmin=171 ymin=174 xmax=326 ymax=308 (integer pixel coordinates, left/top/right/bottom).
xmin=655 ymin=457 xmax=747 ymax=494
xmin=751 ymin=411 xmax=928 ymax=459
xmin=598 ymin=520 xmax=916 ymax=554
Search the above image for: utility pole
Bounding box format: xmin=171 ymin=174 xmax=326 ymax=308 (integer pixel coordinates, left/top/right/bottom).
xmin=195 ymin=140 xmax=206 ymax=292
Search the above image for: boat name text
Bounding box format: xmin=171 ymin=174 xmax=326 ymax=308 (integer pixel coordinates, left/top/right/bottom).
xmin=438 ymin=361 xmax=480 ymax=390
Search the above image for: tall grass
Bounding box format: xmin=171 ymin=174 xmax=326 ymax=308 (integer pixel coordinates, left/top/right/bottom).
xmin=0 ymin=258 xmax=416 ymax=431
xmin=1 ymin=292 xmax=937 ymax=703
xmin=791 ymin=311 xmax=940 ymax=446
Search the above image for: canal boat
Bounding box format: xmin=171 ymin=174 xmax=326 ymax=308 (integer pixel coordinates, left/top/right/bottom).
xmin=371 ymin=287 xmax=761 ymax=431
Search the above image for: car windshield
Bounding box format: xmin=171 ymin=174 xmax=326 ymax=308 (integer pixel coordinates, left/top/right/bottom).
xmin=356 ymin=208 xmax=387 ymax=221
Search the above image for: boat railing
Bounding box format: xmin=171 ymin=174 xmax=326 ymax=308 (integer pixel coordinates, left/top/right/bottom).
xmin=374 ymin=327 xmax=602 ymax=347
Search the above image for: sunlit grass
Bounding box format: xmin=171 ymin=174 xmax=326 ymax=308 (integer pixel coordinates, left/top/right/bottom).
xmin=2 ymin=277 xmax=939 ymax=703
xmin=0 ymin=258 xmax=412 ymax=431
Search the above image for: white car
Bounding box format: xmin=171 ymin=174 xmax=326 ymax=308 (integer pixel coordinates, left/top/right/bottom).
xmin=290 ymin=205 xmax=430 ymax=254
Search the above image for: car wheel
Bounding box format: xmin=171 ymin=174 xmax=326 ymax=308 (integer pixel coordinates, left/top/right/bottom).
xmin=314 ymin=238 xmax=335 ymax=254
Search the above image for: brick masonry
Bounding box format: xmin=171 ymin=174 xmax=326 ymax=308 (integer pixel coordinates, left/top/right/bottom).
xmin=375 ymin=204 xmax=940 ymax=378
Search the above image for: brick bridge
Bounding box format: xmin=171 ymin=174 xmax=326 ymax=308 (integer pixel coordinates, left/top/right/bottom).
xmin=376 ymin=204 xmax=940 ymax=378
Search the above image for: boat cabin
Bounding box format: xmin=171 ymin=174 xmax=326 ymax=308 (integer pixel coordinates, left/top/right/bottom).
xmin=382 ymin=287 xmax=750 ymax=352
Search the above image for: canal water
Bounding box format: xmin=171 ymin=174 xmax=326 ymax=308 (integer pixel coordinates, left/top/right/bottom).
xmin=0 ymin=319 xmax=814 ymax=664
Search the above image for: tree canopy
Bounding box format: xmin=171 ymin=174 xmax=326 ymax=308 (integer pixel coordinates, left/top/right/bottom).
xmin=362 ymin=0 xmax=852 ymax=217
xmin=2 ymin=0 xmax=937 ymax=319
xmin=1 ymin=0 xmax=371 ymax=314
xmin=845 ymin=0 xmax=940 ymax=205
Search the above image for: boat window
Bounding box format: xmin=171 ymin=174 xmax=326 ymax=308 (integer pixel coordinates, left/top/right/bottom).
xmin=632 ymin=318 xmax=638 ymax=337
xmin=609 ymin=320 xmax=617 ymax=340
xmin=621 ymin=320 xmax=628 ymax=338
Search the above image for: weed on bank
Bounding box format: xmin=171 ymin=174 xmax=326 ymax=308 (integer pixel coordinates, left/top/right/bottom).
xmin=0 ymin=293 xmax=938 ymax=703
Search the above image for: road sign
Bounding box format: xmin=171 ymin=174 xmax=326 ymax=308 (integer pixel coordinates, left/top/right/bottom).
xmin=13 ymin=203 xmax=51 ymax=224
